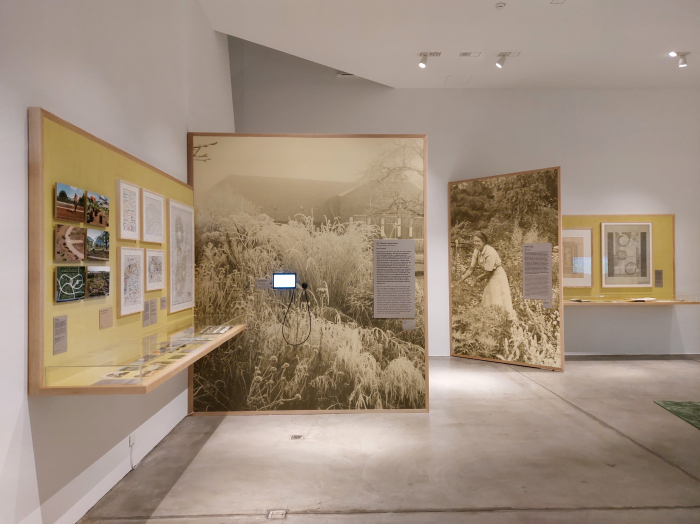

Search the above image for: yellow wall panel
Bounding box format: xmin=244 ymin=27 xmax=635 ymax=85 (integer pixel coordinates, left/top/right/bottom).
xmin=41 ymin=115 xmax=194 ymax=370
xmin=562 ymin=215 xmax=674 ymax=300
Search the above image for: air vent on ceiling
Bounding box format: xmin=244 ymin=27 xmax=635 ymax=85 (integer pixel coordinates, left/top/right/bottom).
xmin=420 ymin=52 xmax=442 ymax=57
xmin=498 ymin=52 xmax=521 ymax=57
xmin=551 ymin=0 xmax=566 ymax=3
xmin=336 ymin=71 xmax=354 ymax=78
xmin=459 ymin=52 xmax=481 ymax=57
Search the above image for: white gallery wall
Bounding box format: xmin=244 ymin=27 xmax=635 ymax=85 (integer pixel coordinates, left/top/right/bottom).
xmin=0 ymin=2 xmax=234 ymax=524
xmin=228 ymin=37 xmax=700 ymax=357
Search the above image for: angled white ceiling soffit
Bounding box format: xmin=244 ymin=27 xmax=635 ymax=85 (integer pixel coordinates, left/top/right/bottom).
xmin=199 ymin=0 xmax=700 ymax=89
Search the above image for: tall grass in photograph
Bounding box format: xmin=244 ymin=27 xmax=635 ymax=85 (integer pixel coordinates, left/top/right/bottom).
xmin=449 ymin=169 xmax=561 ymax=368
xmin=194 ymin=212 xmax=425 ymax=411
xmin=192 ymin=137 xmax=426 ymax=412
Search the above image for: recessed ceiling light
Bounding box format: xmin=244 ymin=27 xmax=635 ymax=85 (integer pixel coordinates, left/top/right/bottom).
xmin=496 ymin=2 xmax=506 ymax=9
xmin=459 ymin=52 xmax=481 ymax=57
xmin=551 ymin=0 xmax=566 ymax=3
xmin=668 ymin=51 xmax=678 ymax=57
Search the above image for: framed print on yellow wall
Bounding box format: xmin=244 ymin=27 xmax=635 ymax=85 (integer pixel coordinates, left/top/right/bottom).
xmin=601 ymin=222 xmax=652 ymax=288
xmin=116 ymin=179 xmax=140 ymax=240
xmin=146 ymin=249 xmax=165 ymax=291
xmin=142 ymin=188 xmax=165 ymax=243
xmin=118 ymin=246 xmax=144 ymax=316
xmin=168 ymin=199 xmax=195 ymax=314
xmin=562 ymin=228 xmax=592 ymax=288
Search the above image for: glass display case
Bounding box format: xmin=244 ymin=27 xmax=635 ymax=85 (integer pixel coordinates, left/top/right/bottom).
xmin=41 ymin=316 xmax=245 ymax=393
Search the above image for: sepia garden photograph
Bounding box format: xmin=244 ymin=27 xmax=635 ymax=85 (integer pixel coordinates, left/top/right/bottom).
xmin=449 ymin=168 xmax=562 ymax=369
xmin=191 ymin=135 xmax=427 ymax=412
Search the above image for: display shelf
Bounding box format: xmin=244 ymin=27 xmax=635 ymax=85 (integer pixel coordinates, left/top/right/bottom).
xmin=35 ymin=317 xmax=245 ymax=395
xmin=565 ymin=293 xmax=699 ymax=306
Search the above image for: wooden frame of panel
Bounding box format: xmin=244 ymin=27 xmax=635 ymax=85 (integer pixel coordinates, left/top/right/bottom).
xmin=562 ymin=214 xmax=698 ymax=305
xmin=27 ymin=108 xmax=243 ymax=395
xmin=187 ymin=132 xmax=429 ymax=415
xmin=447 ymin=167 xmax=564 ymax=372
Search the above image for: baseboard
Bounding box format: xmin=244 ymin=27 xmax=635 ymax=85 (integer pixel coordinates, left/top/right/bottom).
xmin=21 ymin=389 xmax=188 ymax=524
xmin=565 ymin=354 xmax=700 ymax=361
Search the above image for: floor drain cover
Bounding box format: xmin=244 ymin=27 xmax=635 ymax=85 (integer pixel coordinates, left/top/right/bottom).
xmin=268 ymin=509 xmax=287 ymax=519
xmin=290 ymin=435 xmax=304 ymax=440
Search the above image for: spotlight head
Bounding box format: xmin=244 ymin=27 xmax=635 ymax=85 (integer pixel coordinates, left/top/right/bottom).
xmin=668 ymin=51 xmax=678 ymax=57
xmin=419 ymin=54 xmax=428 ymax=68
xmin=679 ymin=54 xmax=688 ymax=67
xmin=496 ymin=55 xmax=507 ymax=68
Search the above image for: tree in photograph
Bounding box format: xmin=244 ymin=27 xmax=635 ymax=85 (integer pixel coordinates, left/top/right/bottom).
xmin=358 ymin=141 xmax=424 ymax=220
xmin=57 ymin=189 xmax=71 ymax=203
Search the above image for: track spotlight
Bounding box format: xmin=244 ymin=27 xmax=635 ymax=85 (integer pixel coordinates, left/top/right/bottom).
xmin=419 ymin=55 xmax=428 ymax=68
xmin=668 ymin=51 xmax=678 ymax=57
xmin=496 ymin=55 xmax=507 ymax=68
xmin=679 ymin=54 xmax=688 ymax=67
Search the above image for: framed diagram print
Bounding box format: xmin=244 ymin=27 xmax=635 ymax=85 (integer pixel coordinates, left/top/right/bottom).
xmin=601 ymin=222 xmax=652 ymax=287
xmin=562 ymin=228 xmax=592 ymax=288
xmin=168 ymin=199 xmax=194 ymax=313
xmin=118 ymin=247 xmax=144 ymax=316
xmin=116 ymin=180 xmax=140 ymax=240
xmin=146 ymin=249 xmax=165 ymax=291
xmin=142 ymin=189 xmax=165 ymax=243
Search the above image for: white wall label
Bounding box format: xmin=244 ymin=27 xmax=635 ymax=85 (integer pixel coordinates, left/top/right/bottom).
xmin=149 ymin=298 xmax=157 ymax=325
xmin=53 ymin=315 xmax=68 ymax=355
xmin=160 ymin=296 xmax=167 ymax=310
xmin=655 ymin=269 xmax=664 ymax=288
xmin=99 ymin=307 xmax=113 ymax=330
xmin=256 ymin=278 xmax=272 ymax=290
xmin=373 ymin=239 xmax=416 ymax=319
xmin=142 ymin=300 xmax=150 ymax=327
xmin=522 ymin=243 xmax=552 ymax=302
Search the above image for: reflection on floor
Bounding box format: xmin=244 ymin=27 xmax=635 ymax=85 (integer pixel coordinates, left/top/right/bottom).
xmin=81 ymin=357 xmax=700 ymax=524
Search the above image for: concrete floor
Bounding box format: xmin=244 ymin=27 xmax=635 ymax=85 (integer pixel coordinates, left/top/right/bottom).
xmin=81 ymin=357 xmax=700 ymax=523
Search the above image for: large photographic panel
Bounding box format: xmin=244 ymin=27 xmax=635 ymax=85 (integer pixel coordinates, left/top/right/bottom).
xmin=189 ymin=134 xmax=428 ymax=413
xmin=448 ymin=168 xmax=563 ymax=370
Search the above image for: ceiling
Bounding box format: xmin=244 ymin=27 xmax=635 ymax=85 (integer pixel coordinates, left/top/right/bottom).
xmin=198 ymin=0 xmax=700 ymax=89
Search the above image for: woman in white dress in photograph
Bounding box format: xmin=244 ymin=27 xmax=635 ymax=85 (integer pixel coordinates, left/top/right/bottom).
xmin=459 ymin=232 xmax=514 ymax=315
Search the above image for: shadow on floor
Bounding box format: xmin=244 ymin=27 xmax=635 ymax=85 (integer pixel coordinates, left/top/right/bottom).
xmin=82 ymin=415 xmax=224 ymax=523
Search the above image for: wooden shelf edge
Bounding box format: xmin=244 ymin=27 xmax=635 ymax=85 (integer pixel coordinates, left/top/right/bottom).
xmin=34 ymin=324 xmax=246 ymax=396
